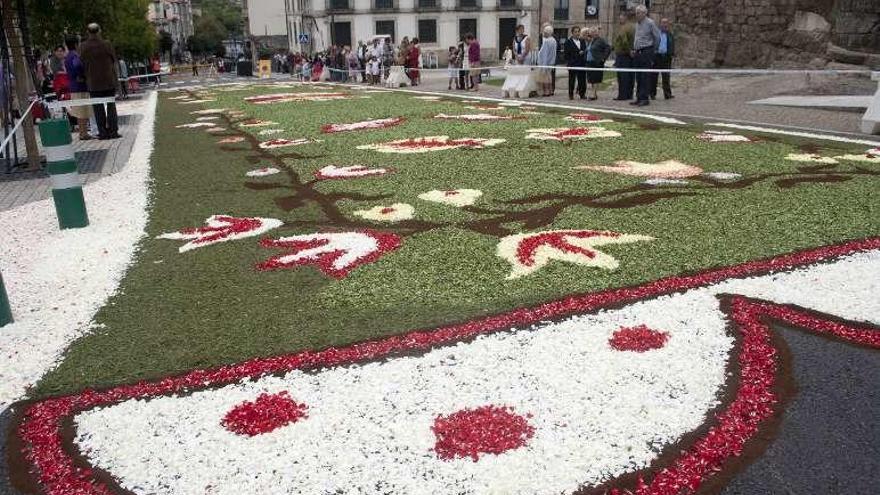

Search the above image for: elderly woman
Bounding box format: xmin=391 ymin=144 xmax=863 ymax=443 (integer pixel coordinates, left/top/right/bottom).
xmin=583 ymin=26 xmax=611 ymax=100
xmin=535 ymin=25 xmax=557 ymax=97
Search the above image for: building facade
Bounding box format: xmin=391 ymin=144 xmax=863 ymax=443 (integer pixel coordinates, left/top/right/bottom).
xmin=148 ymin=0 xmax=195 ymax=60
xmin=246 ymin=0 xmax=625 ymax=61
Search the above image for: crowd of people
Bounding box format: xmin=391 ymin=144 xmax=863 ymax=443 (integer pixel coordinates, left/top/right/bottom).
xmin=38 ymin=23 xmax=123 ymax=141
xmin=499 ymin=5 xmax=674 ymax=104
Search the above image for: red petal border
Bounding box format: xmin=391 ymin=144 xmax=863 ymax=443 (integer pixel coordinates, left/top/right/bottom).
xmin=10 ymin=237 xmax=880 ymax=495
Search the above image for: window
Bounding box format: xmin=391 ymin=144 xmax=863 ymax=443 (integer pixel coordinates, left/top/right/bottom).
xmin=585 ymin=0 xmax=599 ymax=17
xmin=553 ymin=0 xmax=569 ymax=20
xmin=375 ymin=20 xmax=395 ymax=42
xmin=498 ymin=0 xmax=517 ymax=7
xmin=459 ymin=0 xmax=478 ymax=7
xmin=375 ymin=0 xmax=393 ymax=8
xmin=418 ymin=0 xmax=437 ymax=8
xmin=418 ymin=20 xmax=437 ymax=43
xmin=459 ymin=18 xmax=477 ymax=40
xmin=329 ymin=0 xmax=349 ymax=10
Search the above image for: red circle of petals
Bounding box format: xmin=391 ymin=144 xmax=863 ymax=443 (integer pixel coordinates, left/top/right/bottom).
xmin=609 ymin=325 xmax=670 ymax=352
xmin=432 ymin=405 xmax=535 ymax=461
xmin=221 ymin=391 xmax=308 ymax=436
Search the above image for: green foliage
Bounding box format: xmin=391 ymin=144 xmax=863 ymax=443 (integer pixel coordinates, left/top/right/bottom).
xmin=198 ymin=0 xmax=243 ymax=37
xmin=188 ymin=13 xmax=227 ymax=56
xmin=32 ymin=86 xmax=880 ymax=397
xmin=26 ymin=0 xmax=155 ymax=59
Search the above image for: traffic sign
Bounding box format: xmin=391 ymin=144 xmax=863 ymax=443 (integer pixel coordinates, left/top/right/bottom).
xmin=298 ymin=33 xmax=310 ymax=44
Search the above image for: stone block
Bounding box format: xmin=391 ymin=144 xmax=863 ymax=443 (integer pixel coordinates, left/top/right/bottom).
xmin=789 ymin=11 xmax=831 ymax=33
xmin=826 ymin=43 xmax=868 ymax=65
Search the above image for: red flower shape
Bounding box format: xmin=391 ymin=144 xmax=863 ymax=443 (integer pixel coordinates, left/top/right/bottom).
xmin=609 ymin=325 xmax=670 ymax=352
xmin=432 ymin=405 xmax=535 ymax=461
xmin=221 ymin=392 xmax=308 ymax=436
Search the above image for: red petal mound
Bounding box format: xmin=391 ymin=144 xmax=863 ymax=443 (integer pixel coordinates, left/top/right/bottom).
xmin=609 ymin=325 xmax=670 ymax=352
xmin=221 ymin=392 xmax=308 ymax=436
xmin=432 ymin=405 xmax=534 ymax=461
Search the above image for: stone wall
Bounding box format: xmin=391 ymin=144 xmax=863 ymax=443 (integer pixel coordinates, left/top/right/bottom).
xmin=644 ymin=0 xmax=878 ymax=68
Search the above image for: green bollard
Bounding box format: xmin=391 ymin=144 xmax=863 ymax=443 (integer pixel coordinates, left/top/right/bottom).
xmin=38 ymin=119 xmax=89 ymax=229
xmin=0 ymin=271 xmax=12 ymax=327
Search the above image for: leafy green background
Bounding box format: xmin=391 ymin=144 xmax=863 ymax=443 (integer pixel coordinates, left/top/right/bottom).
xmin=31 ymin=85 xmax=880 ymax=397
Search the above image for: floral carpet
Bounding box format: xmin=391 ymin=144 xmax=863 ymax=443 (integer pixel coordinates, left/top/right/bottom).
xmin=4 ymin=82 xmax=879 ymax=495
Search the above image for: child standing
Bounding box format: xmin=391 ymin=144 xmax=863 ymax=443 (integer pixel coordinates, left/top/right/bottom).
xmin=447 ymin=46 xmax=459 ymax=90
xmin=368 ymin=56 xmax=380 ymax=85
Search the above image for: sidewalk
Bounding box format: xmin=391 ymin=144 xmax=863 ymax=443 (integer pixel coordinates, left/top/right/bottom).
xmin=0 ymin=95 xmax=148 ymax=212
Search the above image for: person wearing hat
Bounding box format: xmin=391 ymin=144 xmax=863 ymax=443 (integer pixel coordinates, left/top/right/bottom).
xmin=80 ymin=23 xmax=120 ymax=139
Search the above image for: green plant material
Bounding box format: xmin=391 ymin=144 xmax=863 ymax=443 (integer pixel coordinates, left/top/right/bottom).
xmin=31 ymin=85 xmax=880 ymax=397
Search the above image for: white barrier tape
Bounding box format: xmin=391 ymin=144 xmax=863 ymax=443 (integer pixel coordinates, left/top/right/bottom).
xmin=326 ymin=65 xmax=876 ymax=75
xmin=0 ymin=98 xmax=38 ymax=153
xmin=123 ymin=72 xmax=171 ymax=81
xmin=707 ymin=122 xmax=880 ymax=146
xmin=47 ymin=97 xmax=117 ymax=110
xmin=44 ymin=143 xmax=74 ymax=162
xmin=48 ymin=171 xmax=81 ymax=190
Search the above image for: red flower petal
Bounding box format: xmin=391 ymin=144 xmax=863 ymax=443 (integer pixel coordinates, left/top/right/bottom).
xmin=221 ymin=392 xmax=308 ymax=436
xmin=432 ymin=405 xmax=535 ymax=461
xmin=609 ymin=325 xmax=670 ymax=352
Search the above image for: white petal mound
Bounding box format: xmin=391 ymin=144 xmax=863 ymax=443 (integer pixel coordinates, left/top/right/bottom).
xmin=577 ymin=160 xmax=704 ymax=178
xmin=418 ymin=189 xmax=483 ymax=207
xmin=245 ymin=167 xmax=281 ymax=177
xmin=526 ymin=127 xmax=621 ymax=141
xmin=353 ymin=203 xmax=415 ymax=222
xmin=784 ymin=153 xmax=839 ymax=164
xmin=357 ymin=136 xmax=505 ymax=154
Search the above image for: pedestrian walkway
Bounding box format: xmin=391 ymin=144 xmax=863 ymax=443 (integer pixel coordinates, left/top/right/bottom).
xmin=0 ymin=95 xmax=147 ymax=212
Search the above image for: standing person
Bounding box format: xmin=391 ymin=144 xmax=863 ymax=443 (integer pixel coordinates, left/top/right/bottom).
xmin=612 ymin=12 xmax=635 ymax=101
xmin=465 ymin=33 xmax=480 ymax=92
xmin=563 ymin=26 xmax=586 ymax=100
xmin=512 ymin=25 xmax=531 ymax=65
xmin=447 ymin=46 xmax=459 ymax=90
xmin=117 ymin=57 xmax=129 ymax=99
xmin=63 ymin=36 xmax=93 ymax=141
xmin=502 ymin=45 xmax=513 ymax=68
xmin=150 ymin=54 xmax=161 ymax=86
xmin=631 ymin=5 xmax=660 ymax=107
xmin=583 ymin=27 xmax=611 ymax=100
xmin=650 ymin=18 xmax=675 ymax=100
xmin=407 ymin=38 xmax=421 ymax=86
xmin=535 ymin=26 xmax=557 ymax=97
xmin=80 ymin=23 xmax=120 ymax=139
xmin=381 ymin=38 xmax=394 ymax=80
xmin=368 ymin=56 xmax=380 ymax=85
xmin=457 ymin=39 xmax=468 ymax=90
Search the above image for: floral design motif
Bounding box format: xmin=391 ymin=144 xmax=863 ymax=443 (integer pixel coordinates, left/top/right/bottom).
xmin=245 ymin=167 xmax=280 ymax=177
xmin=696 ymin=130 xmax=752 ymax=142
xmin=353 ymin=203 xmax=415 ymax=222
xmin=314 ymin=165 xmax=391 ymax=180
xmin=704 ymin=172 xmax=743 ymax=181
xmin=496 ymin=229 xmax=654 ymax=279
xmin=157 ymin=215 xmax=283 ymax=253
xmin=205 ymin=127 xmax=226 ymax=133
xmin=239 ymin=119 xmax=277 ymax=128
xmin=258 ymin=138 xmax=314 ymax=149
xmin=525 ymin=127 xmax=621 ymax=141
xmin=221 ymin=392 xmax=308 ymax=436
xmin=577 ymin=160 xmax=704 ymax=178
xmin=175 ymin=122 xmax=216 ymax=128
xmin=418 ymin=189 xmax=483 ymax=207
xmin=643 ymin=178 xmax=689 ymax=186
xmin=434 ymin=113 xmax=518 ymax=121
xmin=190 ymin=108 xmax=228 ymax=115
xmin=257 ymin=129 xmax=285 ymax=136
xmin=320 ymin=117 xmax=405 ymax=134
xmin=12 ymin=239 xmax=880 ymax=495
xmin=565 ymin=113 xmax=614 ymax=124
xmin=609 ymin=325 xmax=670 ymax=352
xmin=356 ymin=136 xmax=505 ymax=154
xmin=217 ymin=136 xmax=246 ymax=144
xmin=432 ymin=406 xmax=535 ymax=461
xmin=464 ymin=104 xmax=504 ymax=111
xmin=195 ymin=116 xmax=219 ymax=121
xmin=785 ymin=153 xmax=839 ymax=164
xmin=257 ymin=230 xmax=402 ymax=278
xmin=834 ymin=153 xmax=880 ymax=164
xmin=244 ymin=92 xmax=349 ymax=104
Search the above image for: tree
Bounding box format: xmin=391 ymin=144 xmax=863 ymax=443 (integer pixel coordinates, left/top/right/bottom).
xmin=26 ymin=0 xmax=155 ymax=59
xmin=188 ymin=13 xmax=226 ymax=56
xmin=198 ymin=0 xmax=242 ymax=37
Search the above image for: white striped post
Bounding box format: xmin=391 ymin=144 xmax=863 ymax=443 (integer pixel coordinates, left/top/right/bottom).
xmin=38 ymin=119 xmax=89 ymax=229
xmin=0 ymin=270 xmax=11 ymax=327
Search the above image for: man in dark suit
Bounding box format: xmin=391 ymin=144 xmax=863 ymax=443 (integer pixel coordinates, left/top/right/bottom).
xmin=563 ymin=26 xmax=586 ymax=100
xmin=650 ymin=18 xmax=675 ymax=100
xmin=80 ymin=23 xmax=120 ymax=139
